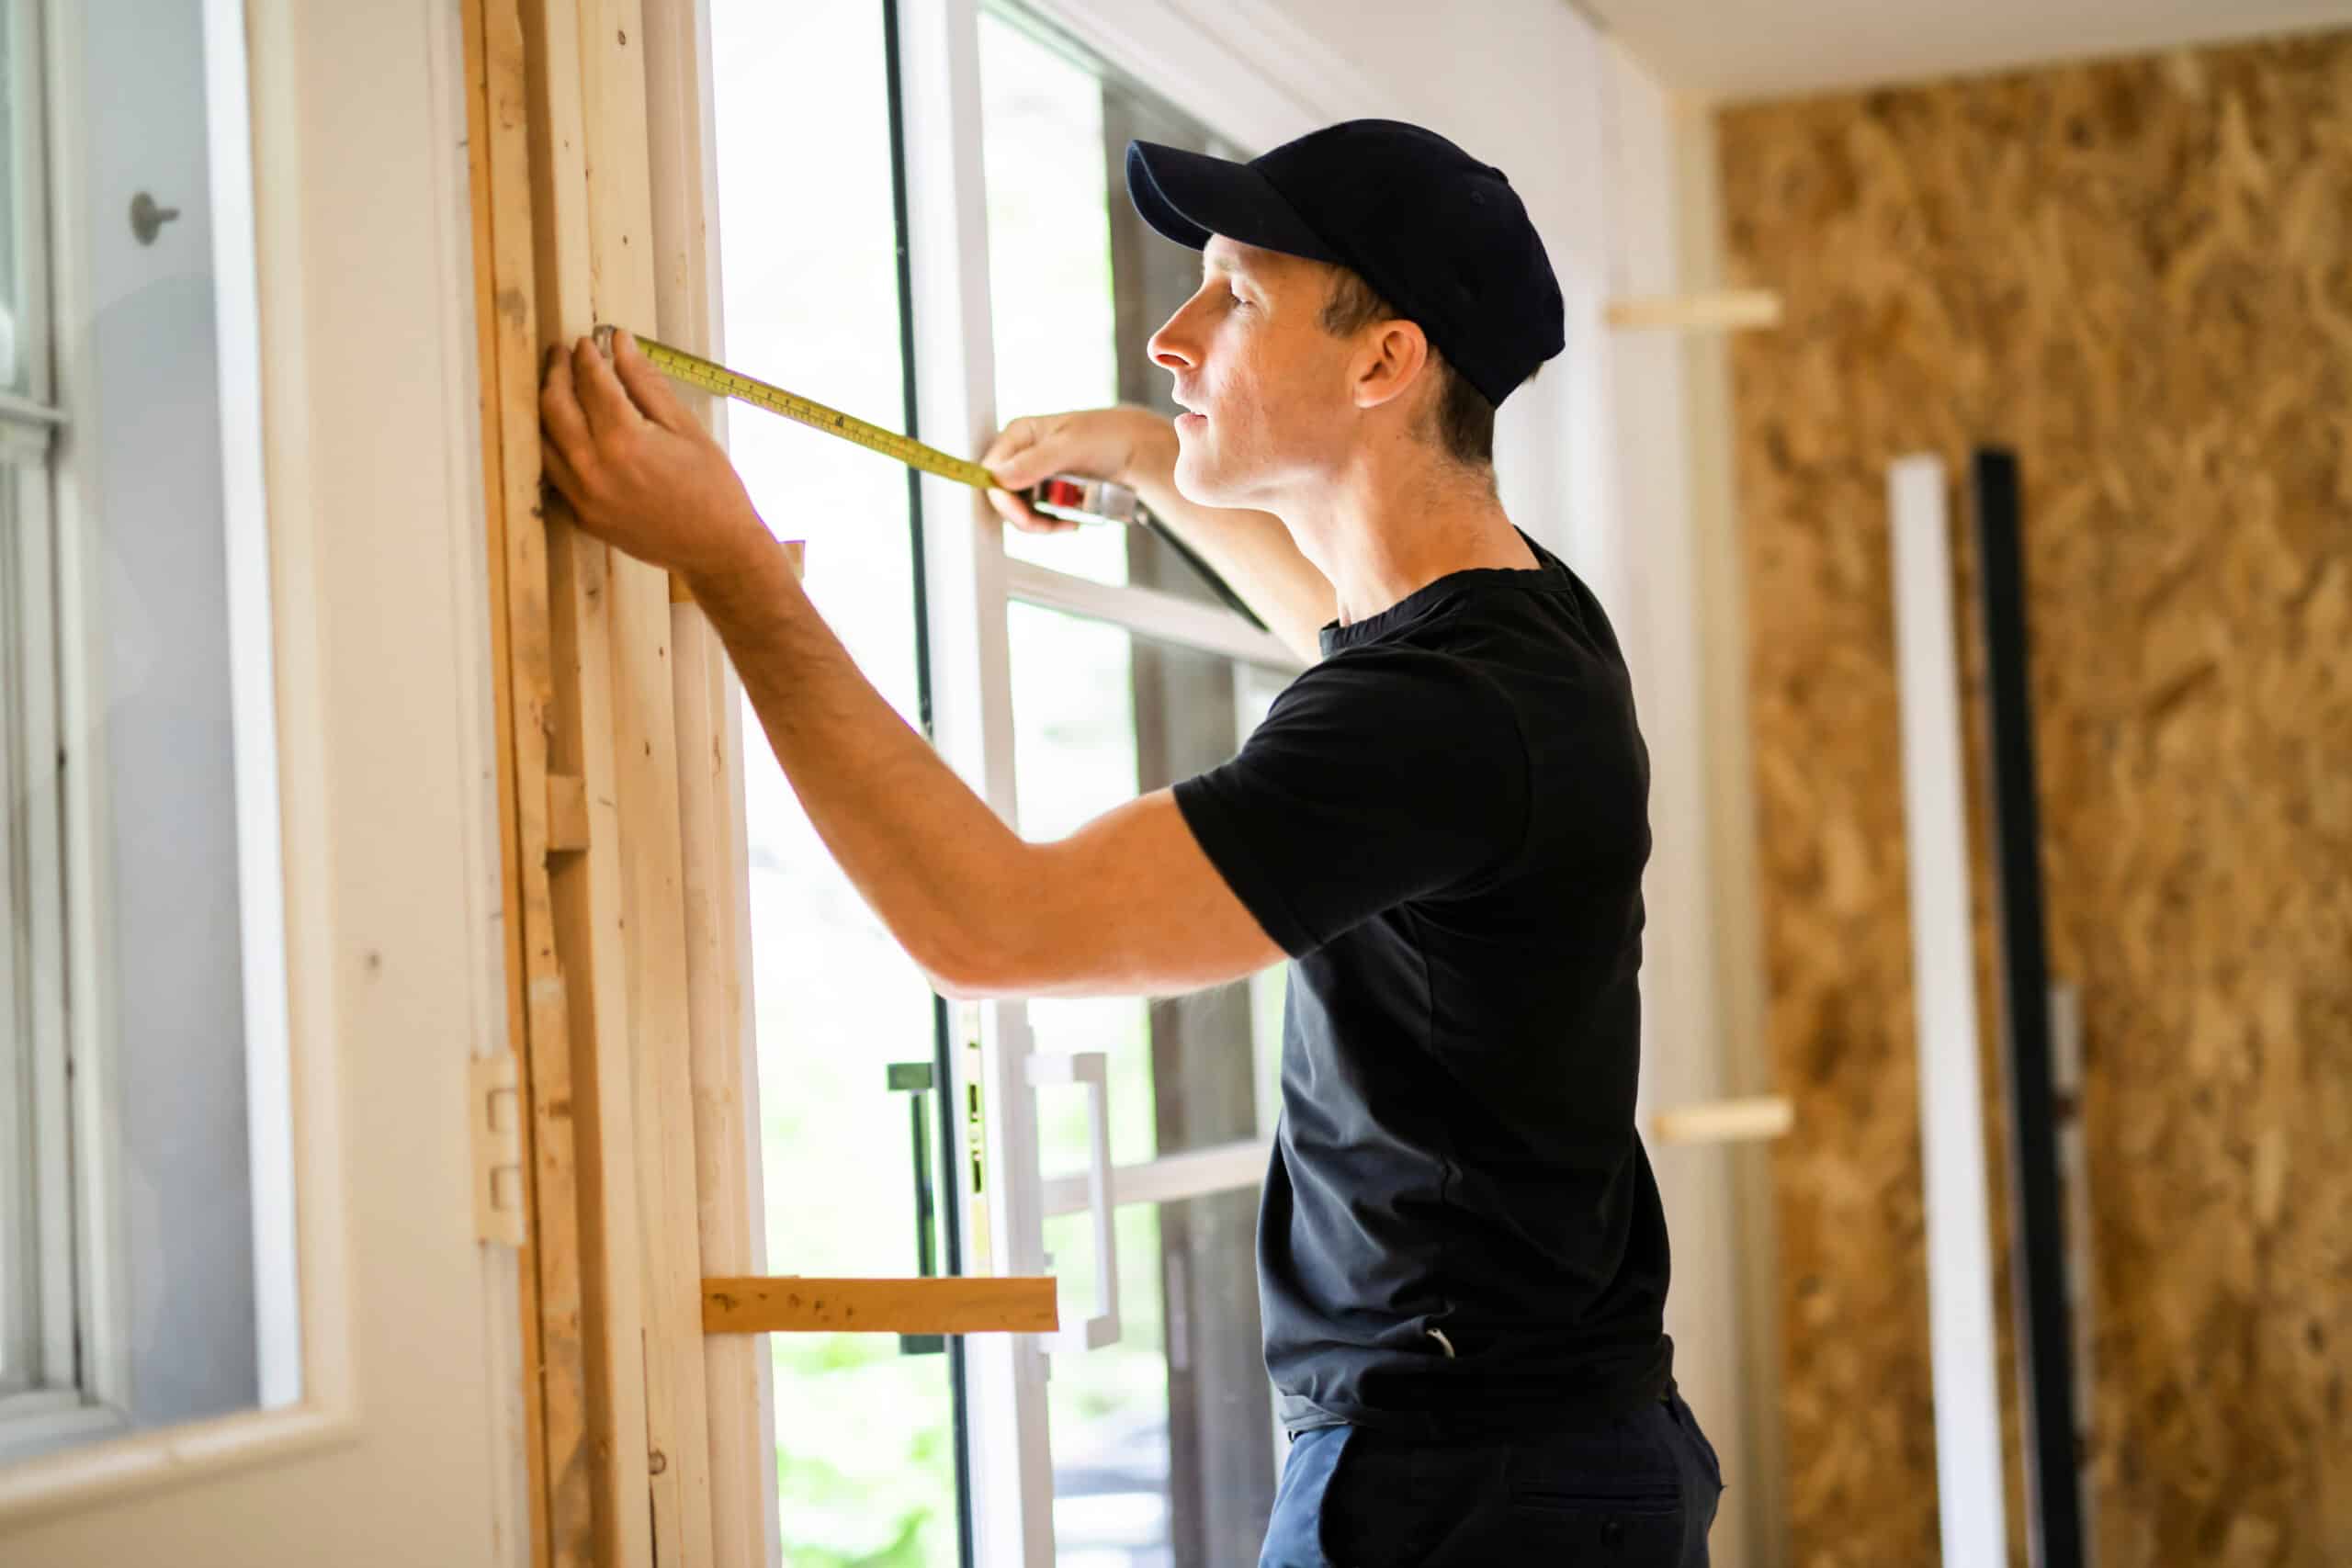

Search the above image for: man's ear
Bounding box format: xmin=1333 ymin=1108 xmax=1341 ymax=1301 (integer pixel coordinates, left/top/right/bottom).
xmin=1351 ymin=319 xmax=1432 ymax=412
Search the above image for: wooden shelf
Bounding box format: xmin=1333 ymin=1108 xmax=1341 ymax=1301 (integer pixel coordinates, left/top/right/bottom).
xmin=1605 ymin=289 xmax=1782 ymax=333
xmin=1651 ymin=1095 xmax=1795 ymax=1146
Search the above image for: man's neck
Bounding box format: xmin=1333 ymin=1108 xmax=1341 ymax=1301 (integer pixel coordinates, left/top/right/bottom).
xmin=1283 ymin=461 xmax=1540 ymax=627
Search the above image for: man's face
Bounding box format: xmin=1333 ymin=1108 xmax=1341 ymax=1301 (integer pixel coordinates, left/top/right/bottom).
xmin=1147 ymin=235 xmax=1358 ymax=510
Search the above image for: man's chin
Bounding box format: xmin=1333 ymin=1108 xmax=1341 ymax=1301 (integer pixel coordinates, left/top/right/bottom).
xmin=1171 ymin=451 xmax=1238 ymax=511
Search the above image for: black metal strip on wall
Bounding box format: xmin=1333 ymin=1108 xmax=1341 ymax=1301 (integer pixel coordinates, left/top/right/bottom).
xmin=1970 ymin=447 xmax=2086 ymax=1568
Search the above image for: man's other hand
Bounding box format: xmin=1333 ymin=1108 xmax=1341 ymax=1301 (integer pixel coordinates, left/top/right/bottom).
xmin=539 ymin=328 xmax=770 ymax=585
xmin=981 ymin=406 xmax=1169 ymax=536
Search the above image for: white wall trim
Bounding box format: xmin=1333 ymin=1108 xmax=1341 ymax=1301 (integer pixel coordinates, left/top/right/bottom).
xmin=1890 ymin=454 xmax=2011 ymax=1568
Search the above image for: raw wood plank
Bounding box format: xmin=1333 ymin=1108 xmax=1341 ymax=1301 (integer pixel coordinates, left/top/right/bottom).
xmin=519 ymin=0 xmax=655 ymax=1562
xmin=702 ymin=1278 xmax=1062 ymax=1337
xmin=637 ymin=1 xmax=775 ymax=1562
xmin=458 ymin=2 xmax=553 ymax=1562
xmin=573 ymin=3 xmax=717 ymax=1563
xmin=469 ymin=0 xmax=602 ymax=1561
xmin=544 ymin=773 xmax=589 ymax=853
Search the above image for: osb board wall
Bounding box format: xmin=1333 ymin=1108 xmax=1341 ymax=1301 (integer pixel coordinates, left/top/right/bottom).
xmin=1718 ymin=32 xmax=2352 ymax=1568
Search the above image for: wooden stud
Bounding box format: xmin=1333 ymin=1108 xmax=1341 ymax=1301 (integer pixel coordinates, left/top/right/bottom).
xmin=466 ymin=0 xmax=599 ymax=1560
xmin=702 ymin=1277 xmax=1061 ymax=1337
xmin=1604 ymin=289 xmax=1782 ymax=333
xmin=521 ymin=0 xmax=663 ymax=1561
xmin=569 ymin=2 xmax=718 ymax=1563
xmin=458 ymin=4 xmax=556 ymax=1562
xmin=635 ymin=1 xmax=776 ymax=1561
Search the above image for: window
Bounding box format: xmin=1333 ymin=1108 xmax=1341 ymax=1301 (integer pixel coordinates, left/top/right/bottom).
xmin=2 ymin=0 xmax=299 ymax=1466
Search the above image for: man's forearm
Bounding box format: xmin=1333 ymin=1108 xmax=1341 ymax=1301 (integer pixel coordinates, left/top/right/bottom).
xmin=685 ymin=534 xmax=1020 ymax=992
xmin=1122 ymin=421 xmax=1335 ymax=661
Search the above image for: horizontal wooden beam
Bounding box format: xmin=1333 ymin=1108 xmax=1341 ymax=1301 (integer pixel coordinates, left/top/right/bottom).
xmin=1652 ymin=1094 xmax=1794 ymax=1146
xmin=1605 ymin=289 xmax=1782 ymax=333
xmin=701 ymin=1276 xmax=1057 ymax=1336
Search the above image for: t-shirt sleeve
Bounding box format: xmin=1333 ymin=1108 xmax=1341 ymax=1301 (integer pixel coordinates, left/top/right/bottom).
xmin=1170 ymin=646 xmax=1529 ymax=958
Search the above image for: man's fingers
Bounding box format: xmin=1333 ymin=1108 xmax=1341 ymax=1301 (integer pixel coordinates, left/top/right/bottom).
xmin=610 ymin=329 xmax=696 ymax=435
xmin=985 ymin=487 xmax=1077 ymax=534
xmin=541 ymin=438 xmax=586 ymax=509
xmin=981 ymin=417 xmax=1054 ymax=491
xmin=985 ymin=486 xmax=1037 ymax=525
xmin=571 ymin=333 xmax=641 ymax=440
xmin=539 ymin=349 xmax=594 ymax=471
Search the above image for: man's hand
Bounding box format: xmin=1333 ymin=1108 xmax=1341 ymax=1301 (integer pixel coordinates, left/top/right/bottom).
xmin=539 ymin=329 xmax=772 ymax=584
xmin=981 ymin=406 xmax=1171 ymax=536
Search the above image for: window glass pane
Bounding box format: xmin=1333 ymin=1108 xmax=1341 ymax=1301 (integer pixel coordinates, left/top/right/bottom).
xmin=978 ymin=13 xmax=1126 ymax=587
xmin=1008 ymin=602 xmax=1290 ymax=1181
xmin=1044 ymin=1191 xmax=1276 ymax=1567
xmin=713 ymin=3 xmax=961 ymax=1561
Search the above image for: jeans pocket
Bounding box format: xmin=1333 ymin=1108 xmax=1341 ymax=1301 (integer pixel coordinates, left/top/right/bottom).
xmin=1315 ymin=1429 xmax=1464 ymax=1568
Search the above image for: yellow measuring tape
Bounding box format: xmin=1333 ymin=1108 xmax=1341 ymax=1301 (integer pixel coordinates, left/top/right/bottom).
xmin=599 ymin=324 xmax=1269 ymax=629
xmin=600 ymin=324 xmax=997 ymax=490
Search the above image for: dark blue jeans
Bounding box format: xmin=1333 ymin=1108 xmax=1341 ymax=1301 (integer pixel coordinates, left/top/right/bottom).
xmin=1258 ymin=1387 xmax=1724 ymax=1566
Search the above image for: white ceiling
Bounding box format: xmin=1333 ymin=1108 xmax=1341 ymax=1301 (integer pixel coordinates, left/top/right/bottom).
xmin=1574 ymin=0 xmax=2352 ymax=101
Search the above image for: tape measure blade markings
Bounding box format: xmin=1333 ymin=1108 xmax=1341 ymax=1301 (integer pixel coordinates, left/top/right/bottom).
xmin=596 ymin=324 xmax=1147 ymax=527
xmin=616 ymin=326 xmax=992 ymax=491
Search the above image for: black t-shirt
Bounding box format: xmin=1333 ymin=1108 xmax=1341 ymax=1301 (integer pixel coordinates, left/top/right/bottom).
xmin=1171 ymin=527 xmax=1671 ymax=1439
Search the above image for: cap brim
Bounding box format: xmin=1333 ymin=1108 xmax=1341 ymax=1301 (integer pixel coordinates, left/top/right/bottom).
xmin=1125 ymin=141 xmax=1342 ymax=264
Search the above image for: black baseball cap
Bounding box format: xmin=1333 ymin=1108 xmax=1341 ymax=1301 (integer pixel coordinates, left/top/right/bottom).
xmin=1124 ymin=119 xmax=1564 ymax=407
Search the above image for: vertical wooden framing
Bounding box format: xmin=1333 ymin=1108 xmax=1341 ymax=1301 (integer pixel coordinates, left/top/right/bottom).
xmin=475 ymin=0 xmax=730 ymax=1562
xmin=459 ymin=2 xmax=555 ymax=1562
xmin=639 ymin=0 xmax=779 ymax=1562
xmin=469 ymin=0 xmax=604 ymax=1560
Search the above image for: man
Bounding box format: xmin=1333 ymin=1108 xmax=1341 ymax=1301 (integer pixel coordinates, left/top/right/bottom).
xmin=542 ymin=118 xmax=1721 ymax=1565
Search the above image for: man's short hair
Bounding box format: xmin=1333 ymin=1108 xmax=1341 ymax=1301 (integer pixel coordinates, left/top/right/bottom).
xmin=1318 ymin=265 xmax=1532 ymax=473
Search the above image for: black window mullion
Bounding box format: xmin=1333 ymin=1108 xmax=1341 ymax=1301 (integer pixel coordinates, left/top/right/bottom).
xmin=878 ymin=3 xmax=976 ymax=1564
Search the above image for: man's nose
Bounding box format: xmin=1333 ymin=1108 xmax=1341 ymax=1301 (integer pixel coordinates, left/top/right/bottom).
xmin=1148 ymin=308 xmax=1197 ymax=372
